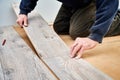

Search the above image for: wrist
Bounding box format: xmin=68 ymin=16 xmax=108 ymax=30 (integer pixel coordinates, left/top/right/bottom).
xmin=19 ymin=10 xmax=28 ymax=15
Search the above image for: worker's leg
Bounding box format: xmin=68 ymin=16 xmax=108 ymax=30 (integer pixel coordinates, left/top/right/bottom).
xmin=69 ymin=1 xmax=96 ymax=39
xmin=53 ymin=4 xmax=76 ymax=34
xmin=69 ymin=1 xmax=120 ymax=39
xmin=105 ymin=11 xmax=120 ymax=36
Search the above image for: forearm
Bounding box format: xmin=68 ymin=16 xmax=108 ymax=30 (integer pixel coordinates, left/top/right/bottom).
xmin=20 ymin=0 xmax=38 ymax=15
xmin=88 ymin=0 xmax=119 ymax=43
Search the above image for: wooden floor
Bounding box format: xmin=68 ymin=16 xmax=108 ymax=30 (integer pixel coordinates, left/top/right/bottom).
xmin=60 ymin=34 xmax=120 ymax=80
xmin=14 ymin=26 xmax=120 ymax=80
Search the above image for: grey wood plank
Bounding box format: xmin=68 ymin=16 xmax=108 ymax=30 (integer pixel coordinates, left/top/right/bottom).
xmin=0 ymin=63 xmax=4 ymax=80
xmin=12 ymin=3 xmax=69 ymax=58
xmin=0 ymin=26 xmax=57 ymax=80
xmin=12 ymin=3 xmax=112 ymax=80
xmin=44 ymin=56 xmax=112 ymax=80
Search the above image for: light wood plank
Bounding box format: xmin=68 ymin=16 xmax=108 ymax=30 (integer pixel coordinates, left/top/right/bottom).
xmin=12 ymin=3 xmax=69 ymax=58
xmin=0 ymin=26 xmax=57 ymax=80
xmin=0 ymin=63 xmax=4 ymax=80
xmin=12 ymin=3 xmax=112 ymax=80
xmin=44 ymin=56 xmax=112 ymax=80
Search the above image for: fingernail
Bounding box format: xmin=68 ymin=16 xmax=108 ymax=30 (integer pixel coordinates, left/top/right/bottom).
xmin=70 ymin=55 xmax=74 ymax=58
xmin=24 ymin=24 xmax=28 ymax=27
xmin=70 ymin=55 xmax=73 ymax=58
xmin=75 ymin=56 xmax=80 ymax=59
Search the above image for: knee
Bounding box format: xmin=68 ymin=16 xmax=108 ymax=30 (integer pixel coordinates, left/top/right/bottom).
xmin=53 ymin=22 xmax=59 ymax=34
xmin=69 ymin=30 xmax=80 ymax=40
xmin=69 ymin=30 xmax=76 ymax=39
xmin=53 ymin=23 xmax=56 ymax=31
xmin=69 ymin=29 xmax=90 ymax=40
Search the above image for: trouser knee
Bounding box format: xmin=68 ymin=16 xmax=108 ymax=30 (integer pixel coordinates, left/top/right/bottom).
xmin=69 ymin=30 xmax=90 ymax=40
xmin=53 ymin=23 xmax=59 ymax=33
xmin=53 ymin=22 xmax=70 ymax=34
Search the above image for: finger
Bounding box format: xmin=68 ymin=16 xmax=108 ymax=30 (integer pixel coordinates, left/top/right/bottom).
xmin=75 ymin=46 xmax=84 ymax=59
xmin=71 ymin=44 xmax=82 ymax=58
xmin=16 ymin=19 xmax=23 ymax=28
xmin=20 ymin=21 xmax=23 ymax=28
xmin=24 ymin=18 xmax=28 ymax=27
xmin=70 ymin=39 xmax=79 ymax=52
xmin=16 ymin=19 xmax=19 ymax=24
xmin=70 ymin=42 xmax=78 ymax=53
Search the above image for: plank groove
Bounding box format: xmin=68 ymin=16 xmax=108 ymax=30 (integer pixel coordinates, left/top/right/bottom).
xmin=0 ymin=26 xmax=56 ymax=80
xmin=12 ymin=3 xmax=112 ymax=80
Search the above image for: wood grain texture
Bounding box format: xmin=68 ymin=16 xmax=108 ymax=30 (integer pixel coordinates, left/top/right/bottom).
xmin=12 ymin=3 xmax=69 ymax=58
xmin=44 ymin=56 xmax=112 ymax=80
xmin=0 ymin=26 xmax=56 ymax=80
xmin=60 ymin=34 xmax=120 ymax=80
xmin=12 ymin=3 xmax=112 ymax=80
xmin=14 ymin=26 xmax=120 ymax=80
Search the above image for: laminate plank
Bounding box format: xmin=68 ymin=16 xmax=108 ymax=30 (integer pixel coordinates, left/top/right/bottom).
xmin=12 ymin=3 xmax=69 ymax=58
xmin=0 ymin=26 xmax=57 ymax=80
xmin=44 ymin=56 xmax=112 ymax=80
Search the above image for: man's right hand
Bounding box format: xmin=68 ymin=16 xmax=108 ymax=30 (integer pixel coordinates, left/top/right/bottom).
xmin=16 ymin=14 xmax=28 ymax=27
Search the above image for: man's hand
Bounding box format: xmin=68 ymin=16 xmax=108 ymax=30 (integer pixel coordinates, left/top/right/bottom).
xmin=16 ymin=14 xmax=28 ymax=27
xmin=70 ymin=37 xmax=98 ymax=58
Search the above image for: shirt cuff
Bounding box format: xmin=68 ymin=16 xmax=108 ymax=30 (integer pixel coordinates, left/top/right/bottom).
xmin=88 ymin=33 xmax=104 ymax=43
xmin=20 ymin=10 xmax=28 ymax=15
